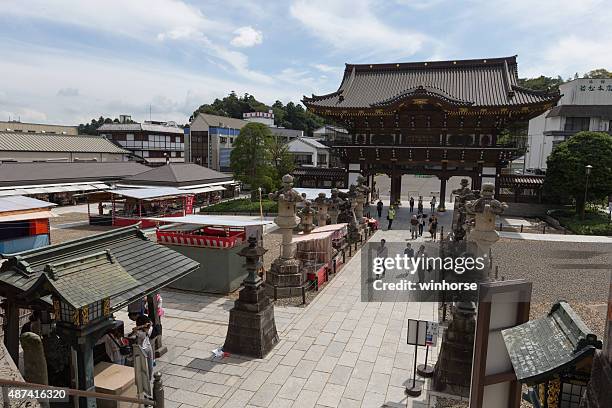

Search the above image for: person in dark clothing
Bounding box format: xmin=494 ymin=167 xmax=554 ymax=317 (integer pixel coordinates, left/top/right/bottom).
xmin=409 ymin=197 xmax=414 ymax=213
xmin=417 ymin=201 xmax=423 ymax=215
xmin=429 ymin=217 xmax=438 ymax=241
xmin=418 ymin=215 xmax=426 ymax=236
xmin=376 ymin=200 xmax=383 ymax=218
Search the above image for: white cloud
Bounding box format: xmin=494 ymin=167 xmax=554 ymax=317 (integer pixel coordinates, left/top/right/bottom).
xmin=57 ymin=88 xmax=80 ymax=97
xmin=230 ymin=26 xmax=263 ymax=48
xmin=311 ymin=63 xmax=343 ymax=74
xmin=290 ymin=0 xmax=430 ymax=60
xmin=0 ymin=46 xmax=306 ymax=125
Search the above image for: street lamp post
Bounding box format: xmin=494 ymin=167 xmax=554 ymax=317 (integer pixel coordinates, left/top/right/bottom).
xmin=582 ymin=165 xmax=593 ymax=220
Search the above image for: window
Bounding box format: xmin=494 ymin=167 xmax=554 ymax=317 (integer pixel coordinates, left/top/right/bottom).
xmin=126 ymin=133 xmax=134 ymax=141
xmin=564 ymin=117 xmax=590 ymax=132
xmin=317 ymin=154 xmax=328 ymax=165
xmin=294 ymin=154 xmax=313 ymax=165
xmin=560 ymin=382 xmax=586 ymax=407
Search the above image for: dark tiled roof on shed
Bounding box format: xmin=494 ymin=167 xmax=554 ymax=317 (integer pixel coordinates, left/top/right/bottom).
xmin=501 ymin=301 xmax=602 ymax=384
xmin=0 ymin=226 xmax=199 ymax=310
xmin=303 ymin=56 xmax=559 ymax=109
xmin=121 ymin=163 xmax=233 ymax=187
xmin=0 ymin=162 xmax=149 ymax=187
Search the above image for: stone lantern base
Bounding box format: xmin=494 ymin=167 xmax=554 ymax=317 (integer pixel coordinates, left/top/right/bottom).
xmin=266 ymin=258 xmax=303 ymax=288
xmin=223 ymin=285 xmax=279 ymax=358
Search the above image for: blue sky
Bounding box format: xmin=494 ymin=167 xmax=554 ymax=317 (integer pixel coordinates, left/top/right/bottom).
xmin=1 ymin=0 xmax=610 ymax=125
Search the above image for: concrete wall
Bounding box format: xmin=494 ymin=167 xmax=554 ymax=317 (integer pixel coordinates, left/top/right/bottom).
xmin=165 ymin=243 xmax=248 ymax=294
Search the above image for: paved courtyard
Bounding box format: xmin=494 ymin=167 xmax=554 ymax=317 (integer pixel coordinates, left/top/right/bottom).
xmin=117 ymin=210 xmax=443 ymax=407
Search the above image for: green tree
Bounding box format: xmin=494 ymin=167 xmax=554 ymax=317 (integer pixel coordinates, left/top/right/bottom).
xmin=78 ymin=116 xmax=135 ymax=135
xmin=269 ymin=137 xmax=295 ymax=179
xmin=518 ymin=75 xmax=564 ymax=92
xmin=583 ymin=69 xmax=612 ymax=79
xmin=230 ymin=123 xmax=276 ymax=194
xmin=544 ymin=131 xmax=612 ymax=215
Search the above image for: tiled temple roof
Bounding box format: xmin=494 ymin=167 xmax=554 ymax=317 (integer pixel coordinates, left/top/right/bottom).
xmin=303 ymin=56 xmax=559 ymax=110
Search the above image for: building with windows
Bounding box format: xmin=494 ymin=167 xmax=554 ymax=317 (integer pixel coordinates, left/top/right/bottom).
xmin=0 ymin=120 xmax=78 ymax=135
xmin=97 ymin=119 xmax=185 ymax=165
xmin=187 ymin=112 xmax=303 ymax=171
xmin=525 ymin=78 xmax=612 ymax=170
xmin=313 ymin=125 xmax=350 ymax=144
xmin=287 ymin=138 xmax=330 ymax=167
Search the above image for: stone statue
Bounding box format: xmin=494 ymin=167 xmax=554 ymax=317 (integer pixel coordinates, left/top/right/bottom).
xmin=313 ymin=192 xmax=330 ymax=226
xmin=354 ymin=176 xmax=370 ymax=224
xmin=267 ymin=174 xmax=306 ymax=289
xmin=298 ymin=200 xmax=317 ymax=234
xmin=465 ymin=183 xmax=507 ymax=254
xmin=338 ymin=186 xmax=361 ymax=243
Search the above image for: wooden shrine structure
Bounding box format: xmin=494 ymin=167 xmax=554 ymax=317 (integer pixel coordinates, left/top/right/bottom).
xmin=303 ymin=56 xmax=560 ymax=209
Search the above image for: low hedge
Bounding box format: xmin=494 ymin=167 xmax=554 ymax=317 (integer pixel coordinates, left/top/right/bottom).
xmin=549 ymin=209 xmax=612 ymax=236
xmin=201 ymin=198 xmax=278 ymax=214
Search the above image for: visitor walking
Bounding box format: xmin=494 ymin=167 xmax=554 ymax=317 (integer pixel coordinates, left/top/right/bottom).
xmin=416 ymin=245 xmax=427 ymax=283
xmin=131 ymin=315 xmax=155 ymax=384
xmin=419 ymin=215 xmax=426 ymax=236
xmin=387 ymin=205 xmax=396 ymax=230
xmin=429 ymin=216 xmax=438 ymax=241
xmin=376 ymin=200 xmax=383 ymax=218
xmin=410 ymin=215 xmax=419 ymax=239
xmin=409 ymin=197 xmax=414 ymax=212
xmin=375 ymin=239 xmax=388 ymax=279
xmin=417 ymin=199 xmax=423 ymax=215
xmin=404 ymin=243 xmax=414 ymax=257
xmin=430 ymin=196 xmax=437 ymax=213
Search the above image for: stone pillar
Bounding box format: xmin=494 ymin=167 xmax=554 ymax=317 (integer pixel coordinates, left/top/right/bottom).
xmin=75 ymin=340 xmax=96 ymax=408
xmin=494 ymin=165 xmax=502 ymax=198
xmin=438 ymin=177 xmax=448 ymax=212
xmin=314 ymin=193 xmax=329 ymax=226
xmin=20 ymin=332 xmax=49 ymax=385
xmin=224 ymin=237 xmax=278 ymax=358
xmin=267 ymin=174 xmax=305 ymax=289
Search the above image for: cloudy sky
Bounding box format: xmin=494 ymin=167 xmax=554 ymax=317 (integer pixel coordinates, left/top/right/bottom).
xmin=1 ymin=0 xmax=610 ymax=125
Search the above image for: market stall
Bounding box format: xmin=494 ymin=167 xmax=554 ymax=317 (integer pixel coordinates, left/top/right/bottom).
xmin=147 ymin=215 xmax=273 ymax=293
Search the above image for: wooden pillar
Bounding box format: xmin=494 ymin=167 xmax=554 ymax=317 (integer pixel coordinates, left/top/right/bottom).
xmin=3 ymin=299 xmax=20 ymax=364
xmin=390 ymin=172 xmax=402 ymax=205
xmin=473 ymin=163 xmax=483 ymax=191
xmin=439 ymin=177 xmax=448 ymax=211
xmin=494 ymin=165 xmax=502 ymax=197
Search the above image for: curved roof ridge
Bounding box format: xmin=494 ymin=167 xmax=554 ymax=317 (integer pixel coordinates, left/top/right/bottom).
xmin=345 ymin=56 xmax=518 ymax=71
xmin=372 ymin=85 xmax=474 ymax=107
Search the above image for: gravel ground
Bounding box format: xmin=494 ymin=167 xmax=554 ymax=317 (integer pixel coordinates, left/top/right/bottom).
xmin=493 ymin=238 xmax=611 ymax=338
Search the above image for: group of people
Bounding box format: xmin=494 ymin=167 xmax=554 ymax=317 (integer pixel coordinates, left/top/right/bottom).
xmin=375 ymin=239 xmax=430 ymax=282
xmin=409 ymin=196 xmax=437 ymax=214
xmin=410 ymin=213 xmax=439 ymax=241
xmin=375 ymin=195 xmax=439 ymax=238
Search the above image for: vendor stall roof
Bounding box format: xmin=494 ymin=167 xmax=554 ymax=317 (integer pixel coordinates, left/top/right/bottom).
xmin=0 ymin=225 xmax=199 ymax=310
xmin=294 ymin=188 xmax=348 ymax=200
xmin=109 ymin=187 xmax=187 ymax=200
xmin=147 ymin=214 xmax=274 ymax=227
xmin=293 ymin=223 xmax=348 ymax=243
xmin=179 ymin=185 xmax=226 ymax=194
xmin=0 ymin=182 xmax=109 ymax=197
xmin=0 ymin=195 xmax=56 ymax=213
xmin=120 ymin=163 xmax=233 ymax=187
xmin=0 ymin=211 xmax=55 ymax=222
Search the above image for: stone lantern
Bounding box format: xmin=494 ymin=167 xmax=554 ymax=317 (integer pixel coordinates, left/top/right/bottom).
xmin=355 ymin=175 xmax=370 ymax=224
xmin=313 ymin=192 xmax=330 ymax=226
xmin=224 ymin=236 xmax=278 ymax=358
xmin=267 ymin=174 xmax=306 ymax=288
xmin=299 ymin=200 xmax=317 ymax=234
xmin=465 ymin=183 xmax=507 ymax=255
xmin=328 ymin=189 xmax=344 ymax=224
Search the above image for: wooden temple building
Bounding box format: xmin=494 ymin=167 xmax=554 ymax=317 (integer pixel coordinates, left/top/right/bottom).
xmin=303 ymin=56 xmax=560 ymax=209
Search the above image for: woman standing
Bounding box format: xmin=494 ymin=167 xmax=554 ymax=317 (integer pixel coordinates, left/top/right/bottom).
xmin=387 ymin=205 xmax=396 ymax=230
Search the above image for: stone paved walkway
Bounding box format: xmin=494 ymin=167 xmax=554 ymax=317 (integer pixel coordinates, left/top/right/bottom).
xmin=114 ymin=202 xmax=451 ymax=407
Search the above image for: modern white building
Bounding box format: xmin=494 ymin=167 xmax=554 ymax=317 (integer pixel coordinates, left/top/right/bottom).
xmin=525 ymin=78 xmax=612 ymax=170
xmin=286 ymin=138 xmax=330 ymax=167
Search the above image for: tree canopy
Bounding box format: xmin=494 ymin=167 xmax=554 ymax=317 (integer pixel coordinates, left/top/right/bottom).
xmin=544 ymin=131 xmax=612 ymax=213
xmin=230 ymin=122 xmax=278 ymax=193
xmin=191 ymin=92 xmax=329 ymax=136
xmin=78 ymin=116 xmax=135 ymax=135
xmin=583 ymin=69 xmax=612 ymax=79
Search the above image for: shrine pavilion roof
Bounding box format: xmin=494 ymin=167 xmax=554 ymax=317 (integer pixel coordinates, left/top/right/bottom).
xmin=0 ymin=225 xmax=199 ymax=310
xmin=303 ymin=56 xmax=559 ymax=112
xmin=501 ymin=301 xmax=602 ymax=384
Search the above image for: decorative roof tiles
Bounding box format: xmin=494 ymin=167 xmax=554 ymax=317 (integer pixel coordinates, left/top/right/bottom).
xmin=303 ymin=56 xmax=559 ymax=111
